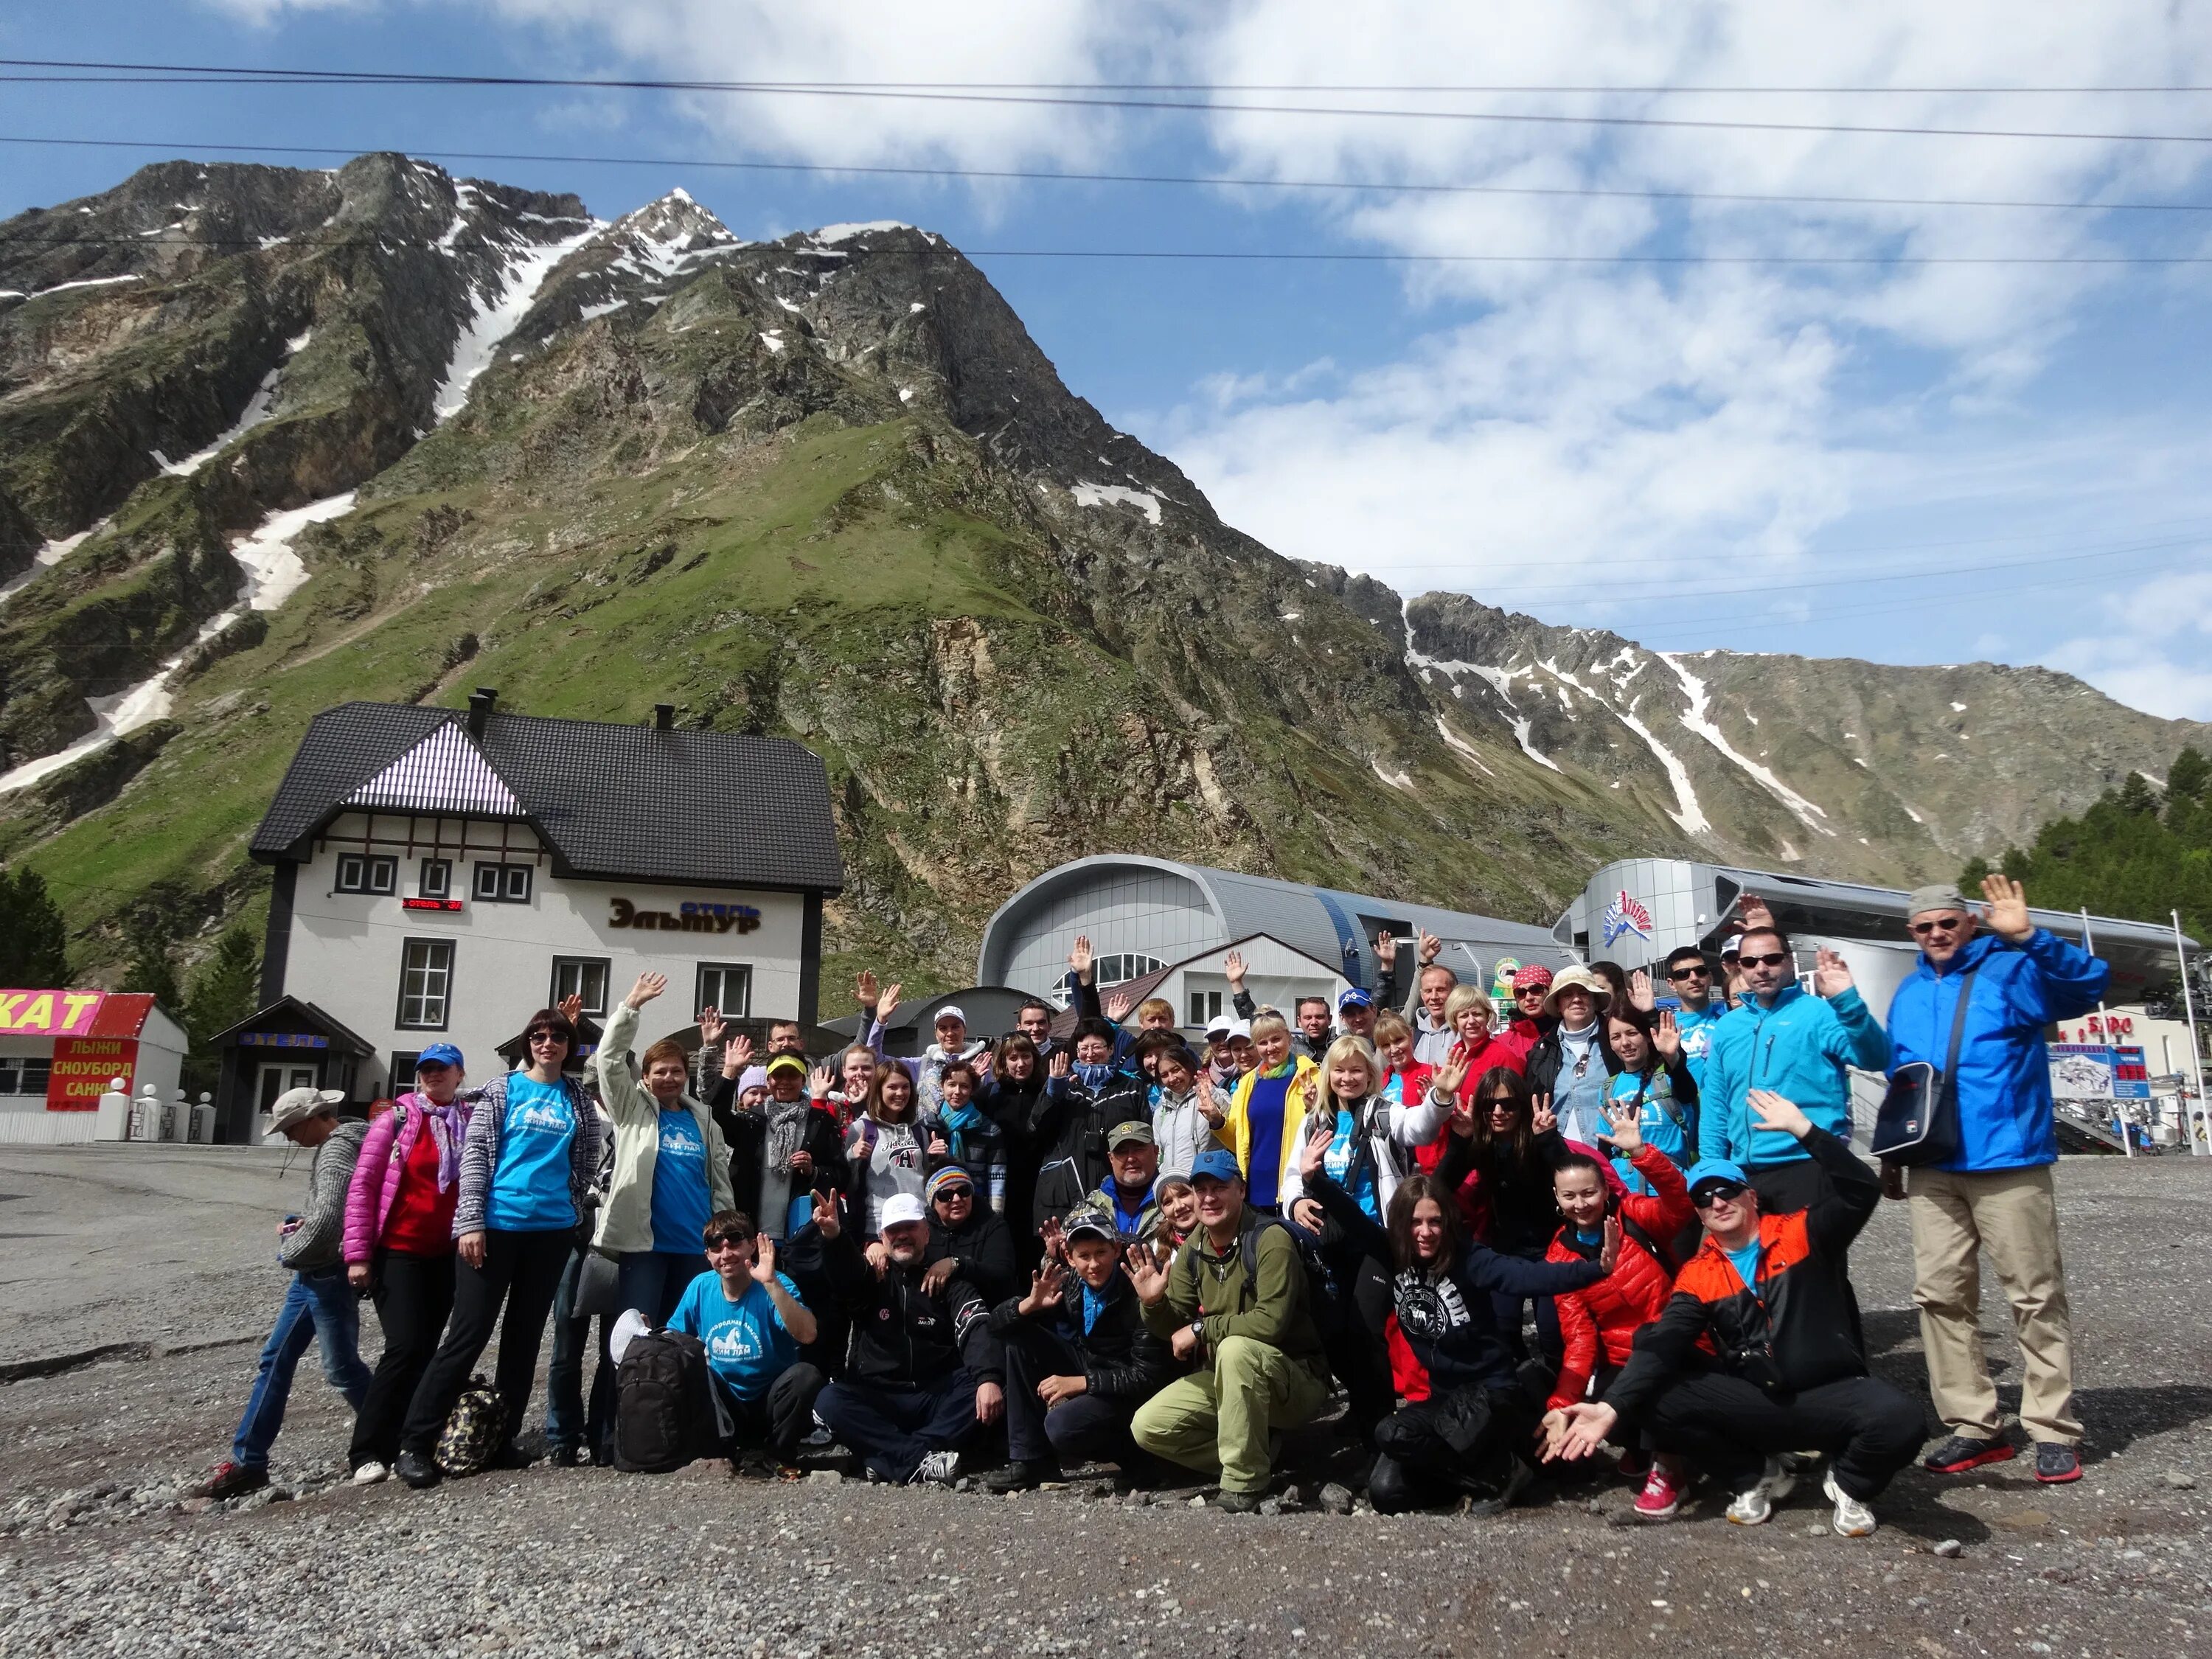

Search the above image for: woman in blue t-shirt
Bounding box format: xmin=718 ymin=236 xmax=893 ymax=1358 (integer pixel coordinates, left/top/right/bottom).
xmin=1599 ymin=1006 xmax=1700 ymax=1201
xmin=395 ymin=1006 xmax=602 ymax=1489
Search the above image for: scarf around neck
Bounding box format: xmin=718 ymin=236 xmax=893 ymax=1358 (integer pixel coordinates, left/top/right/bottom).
xmin=404 ymin=1091 xmax=468 ymax=1192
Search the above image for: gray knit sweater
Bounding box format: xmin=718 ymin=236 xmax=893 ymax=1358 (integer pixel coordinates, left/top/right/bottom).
xmin=278 ymin=1119 xmax=369 ymax=1273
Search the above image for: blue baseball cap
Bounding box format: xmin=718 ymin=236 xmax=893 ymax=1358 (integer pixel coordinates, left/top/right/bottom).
xmin=1338 ymin=987 xmax=1375 ymax=1012
xmin=1684 ymin=1158 xmax=1747 ymax=1196
xmin=1189 ymin=1147 xmax=1244 ymax=1185
xmin=416 ymin=1043 xmax=465 ymax=1070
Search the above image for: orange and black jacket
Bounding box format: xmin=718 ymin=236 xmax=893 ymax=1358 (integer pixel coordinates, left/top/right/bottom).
xmin=1604 ymin=1127 xmax=1878 ymax=1420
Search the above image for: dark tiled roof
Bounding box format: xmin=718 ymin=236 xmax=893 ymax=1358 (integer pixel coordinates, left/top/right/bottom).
xmin=251 ymin=703 xmax=844 ymax=893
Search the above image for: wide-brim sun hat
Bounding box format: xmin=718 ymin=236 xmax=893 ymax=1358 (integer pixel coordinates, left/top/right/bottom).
xmin=1541 ymin=967 xmax=1614 ymax=1018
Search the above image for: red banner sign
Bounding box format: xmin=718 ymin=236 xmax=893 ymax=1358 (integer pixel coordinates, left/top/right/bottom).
xmin=0 ymin=990 xmax=105 ymax=1036
xmin=46 ymin=1036 xmax=138 ymax=1110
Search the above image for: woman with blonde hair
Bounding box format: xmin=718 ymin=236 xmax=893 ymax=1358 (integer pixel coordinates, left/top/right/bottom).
xmin=1440 ymin=982 xmax=1526 ymax=1107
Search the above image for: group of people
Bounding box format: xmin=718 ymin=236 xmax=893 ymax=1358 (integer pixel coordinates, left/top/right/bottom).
xmin=199 ymin=873 xmax=2108 ymax=1537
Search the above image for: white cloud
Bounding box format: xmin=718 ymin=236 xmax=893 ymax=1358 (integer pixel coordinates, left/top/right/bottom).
xmin=2048 ymin=569 xmax=2212 ymax=720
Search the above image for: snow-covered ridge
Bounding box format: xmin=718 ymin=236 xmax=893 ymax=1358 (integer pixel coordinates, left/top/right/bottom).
xmin=434 ymin=224 xmax=600 ymax=420
xmin=152 ymin=330 xmax=313 ymax=479
xmin=812 ymin=220 xmax=915 ymax=244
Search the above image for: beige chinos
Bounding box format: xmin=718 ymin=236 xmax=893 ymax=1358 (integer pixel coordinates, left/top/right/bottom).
xmin=1907 ymin=1163 xmax=2080 ymax=1447
xmin=1130 ymin=1335 xmax=1332 ymax=1493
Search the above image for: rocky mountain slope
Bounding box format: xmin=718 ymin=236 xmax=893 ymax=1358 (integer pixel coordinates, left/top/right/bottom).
xmin=0 ymin=156 xmax=2202 ymax=986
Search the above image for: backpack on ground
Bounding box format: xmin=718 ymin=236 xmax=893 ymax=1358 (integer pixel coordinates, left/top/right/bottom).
xmin=435 ymin=1374 xmax=507 ymax=1476
xmin=611 ymin=1326 xmax=724 ymax=1474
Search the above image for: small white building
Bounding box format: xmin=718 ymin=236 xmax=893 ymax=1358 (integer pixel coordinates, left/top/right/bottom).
xmin=220 ymin=690 xmax=842 ymax=1142
xmin=0 ymin=990 xmax=187 ymax=1145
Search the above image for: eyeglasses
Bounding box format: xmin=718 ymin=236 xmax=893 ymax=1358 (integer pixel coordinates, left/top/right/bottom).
xmin=704 ymin=1232 xmax=755 ymax=1251
xmin=1691 ymin=1181 xmax=1748 ymax=1209
xmin=1738 ymin=952 xmax=1790 ymax=970
xmin=1668 ymin=965 xmax=1710 ymax=981
xmin=1910 ymin=917 xmax=1967 ymax=936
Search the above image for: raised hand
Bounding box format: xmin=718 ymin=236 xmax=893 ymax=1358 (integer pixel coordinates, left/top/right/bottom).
xmin=697 ymin=1006 xmax=725 ymax=1048
xmin=807 ymin=1065 xmax=835 ymax=1101
xmin=811 ymin=1186 xmax=841 ymax=1239
xmin=1652 ymin=1009 xmax=1680 ymax=1059
xmin=557 ymin=992 xmax=585 ymax=1027
xmin=1430 ymin=1054 xmax=1469 ymax=1101
xmin=1197 ymin=1077 xmax=1227 ymax=1128
xmin=1374 ymin=929 xmax=1398 ymax=970
xmin=1123 ymin=1241 xmax=1169 ymax=1304
xmin=1069 ymin=935 xmax=1094 ymax=984
xmin=1048 ymin=1050 xmax=1071 ymax=1081
xmin=856 ymin=968 xmax=879 ymax=1009
xmin=1812 ymin=946 xmax=1854 ymax=998
xmin=750 ymin=1234 xmax=779 ymax=1285
xmin=1298 ymin=1121 xmax=1329 ymax=1181
xmin=1104 ymin=989 xmax=1134 ymax=1022
xmin=625 ymin=971 xmax=667 ymax=1009
xmin=1222 ymin=949 xmax=1248 ymax=988
xmin=722 ymin=1032 xmax=754 ymax=1080
xmin=1020 ymin=1263 xmax=1066 ymax=1315
xmin=1603 ymin=1098 xmax=1644 ymax=1155
xmin=1747 ymin=1088 xmax=1813 ymax=1141
xmin=877 ymin=981 xmax=902 ymax=1021
xmin=1629 ymin=970 xmax=1655 ymax=1012
xmin=1596 ymin=1216 xmax=1621 ymax=1274
xmin=1736 ymin=894 xmax=1777 ymax=933
xmin=1978 ymin=873 xmax=2033 ymax=942
xmin=1039 ymin=1215 xmax=1067 ymax=1265
xmin=1417 ymin=928 xmax=1444 ymax=966
xmin=1531 ymin=1094 xmax=1557 ymax=1135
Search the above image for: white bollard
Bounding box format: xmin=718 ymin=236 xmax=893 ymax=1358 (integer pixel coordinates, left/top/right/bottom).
xmin=94 ymin=1077 xmax=131 ymax=1141
xmin=128 ymin=1084 xmax=160 ymax=1142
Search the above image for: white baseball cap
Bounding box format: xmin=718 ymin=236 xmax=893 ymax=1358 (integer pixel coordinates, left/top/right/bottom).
xmin=880 ymin=1192 xmax=929 ymax=1230
xmin=1203 ymin=1013 xmax=1235 ymax=1041
xmin=1224 ymin=1020 xmax=1253 ymax=1043
xmin=934 ymin=1005 xmax=967 ymax=1026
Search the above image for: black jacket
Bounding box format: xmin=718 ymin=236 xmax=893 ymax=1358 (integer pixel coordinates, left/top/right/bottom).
xmin=706 ymin=1080 xmax=849 ymax=1214
xmin=821 ymin=1228 xmax=1001 ymax=1388
xmin=1523 ymin=1024 xmax=1624 ymax=1102
xmin=1312 ymin=1172 xmax=1601 ymax=1394
xmin=1606 ymin=1128 xmax=1880 ymax=1421
xmin=925 ymin=1208 xmax=1020 ymax=1307
xmin=988 ymin=1269 xmax=1178 ymax=1402
xmin=1028 ymin=1068 xmax=1150 ymax=1229
xmin=1433 ymin=1125 xmax=1575 ymax=1255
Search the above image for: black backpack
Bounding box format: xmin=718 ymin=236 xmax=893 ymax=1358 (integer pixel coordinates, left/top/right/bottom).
xmin=611 ymin=1328 xmax=724 ymax=1474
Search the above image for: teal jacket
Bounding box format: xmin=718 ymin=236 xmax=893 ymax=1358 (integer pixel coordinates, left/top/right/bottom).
xmin=1698 ymin=984 xmax=1890 ymax=1167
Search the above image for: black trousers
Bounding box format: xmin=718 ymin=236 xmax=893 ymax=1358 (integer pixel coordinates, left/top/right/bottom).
xmin=713 ymin=1363 xmax=830 ymax=1461
xmin=349 ymin=1248 xmax=456 ymax=1470
xmin=1001 ymin=1325 xmax=1150 ymax=1473
xmin=400 ymin=1227 xmax=571 ymax=1457
xmin=1642 ymin=1371 xmax=1927 ymax=1500
xmin=1367 ymin=1384 xmax=1540 ymax=1514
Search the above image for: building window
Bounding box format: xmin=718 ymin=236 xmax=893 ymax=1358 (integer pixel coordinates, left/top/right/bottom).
xmin=1188 ymin=990 xmax=1222 ymax=1027
xmin=473 ymin=862 xmax=532 ymax=903
xmin=419 ymin=859 xmax=452 ymax=900
xmin=336 ymin=854 xmax=398 ymax=895
xmin=551 ymin=957 xmax=611 ymax=1018
xmin=0 ymin=1056 xmax=52 ymax=1096
xmin=695 ymin=963 xmax=752 ymax=1020
xmin=389 ymin=1051 xmax=420 ymax=1088
xmin=397 ymin=939 xmax=455 ymax=1030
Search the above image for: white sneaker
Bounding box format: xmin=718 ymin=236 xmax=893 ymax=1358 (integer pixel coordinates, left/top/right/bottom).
xmin=909 ymin=1450 xmax=961 ymax=1486
xmin=350 ymin=1461 xmax=389 ymax=1487
xmin=1823 ymin=1469 xmax=1877 ymax=1537
xmin=1725 ymin=1455 xmax=1798 ymax=1526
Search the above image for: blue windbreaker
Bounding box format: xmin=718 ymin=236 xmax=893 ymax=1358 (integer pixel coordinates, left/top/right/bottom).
xmin=1700 ymin=983 xmax=1891 ymax=1167
xmin=1883 ymin=928 xmax=2108 ymax=1172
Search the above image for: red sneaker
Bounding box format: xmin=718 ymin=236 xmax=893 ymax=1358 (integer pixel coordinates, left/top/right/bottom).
xmin=1633 ymin=1462 xmax=1684 ymax=1520
xmin=1922 ymin=1435 xmax=2016 ymax=1475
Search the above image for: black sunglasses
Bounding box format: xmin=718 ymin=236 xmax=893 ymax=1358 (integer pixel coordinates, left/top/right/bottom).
xmin=1691 ymin=1181 xmax=1748 ymax=1209
xmin=933 ymin=1186 xmax=975 ymax=1203
xmin=1910 ymin=917 xmax=1967 ymax=936
xmin=526 ymin=1028 xmax=569 ymax=1045
xmin=705 ymin=1231 xmax=756 ymax=1251
xmin=1739 ymin=952 xmax=1790 ymax=970
xmin=1667 ymin=964 xmax=1710 ymax=981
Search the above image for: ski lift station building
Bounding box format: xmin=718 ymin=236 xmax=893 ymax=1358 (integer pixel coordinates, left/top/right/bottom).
xmin=975 ymin=855 xmax=1562 ymax=1027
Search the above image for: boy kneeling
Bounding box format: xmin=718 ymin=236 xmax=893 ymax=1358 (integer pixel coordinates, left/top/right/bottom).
xmin=983 ymin=1199 xmax=1178 ymax=1492
xmin=668 ymin=1209 xmax=826 ymax=1469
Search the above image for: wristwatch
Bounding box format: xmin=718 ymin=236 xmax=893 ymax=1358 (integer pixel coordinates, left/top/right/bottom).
xmin=1188 ymin=1318 xmax=1205 ymax=1346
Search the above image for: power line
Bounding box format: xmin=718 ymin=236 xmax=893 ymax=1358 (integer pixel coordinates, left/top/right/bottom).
xmin=8 ymin=233 xmax=2209 ymax=267
xmin=7 ymin=133 xmax=2209 ymax=216
xmin=10 ymin=59 xmax=2212 ymax=144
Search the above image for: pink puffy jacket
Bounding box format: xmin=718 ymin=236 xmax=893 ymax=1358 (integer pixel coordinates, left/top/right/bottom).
xmin=342 ymin=1093 xmax=472 ymax=1264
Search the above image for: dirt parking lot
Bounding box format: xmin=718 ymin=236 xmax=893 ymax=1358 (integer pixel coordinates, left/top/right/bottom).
xmin=0 ymin=1143 xmax=2208 ymax=1658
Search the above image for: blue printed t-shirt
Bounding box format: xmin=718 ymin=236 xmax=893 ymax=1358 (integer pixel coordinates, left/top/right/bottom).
xmin=668 ymin=1270 xmax=804 ymax=1401
xmin=1320 ymin=1104 xmax=1381 ymax=1221
xmin=1723 ymin=1239 xmax=1764 ymax=1297
xmin=1604 ymin=1070 xmax=1690 ymax=1197
xmin=1673 ymin=1002 xmax=1724 ymax=1091
xmin=486 ymin=1074 xmax=579 ymax=1231
xmin=651 ymin=1107 xmax=712 ymax=1253
xmin=1244 ymin=1068 xmax=1295 ymax=1208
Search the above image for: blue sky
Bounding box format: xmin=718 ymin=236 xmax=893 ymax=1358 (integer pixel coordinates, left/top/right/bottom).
xmin=10 ymin=1 xmax=2212 ymax=719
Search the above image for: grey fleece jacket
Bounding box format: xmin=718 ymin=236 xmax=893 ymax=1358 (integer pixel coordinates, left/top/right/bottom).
xmin=278 ymin=1119 xmax=369 ymax=1273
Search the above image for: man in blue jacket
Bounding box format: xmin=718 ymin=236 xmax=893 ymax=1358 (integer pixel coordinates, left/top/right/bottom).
xmin=1884 ymin=875 xmax=2107 ymax=1486
xmin=1699 ymin=925 xmax=1892 ymax=1216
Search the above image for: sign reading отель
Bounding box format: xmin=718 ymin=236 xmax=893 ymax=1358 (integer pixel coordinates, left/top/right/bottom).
xmin=0 ymin=990 xmax=105 ymax=1036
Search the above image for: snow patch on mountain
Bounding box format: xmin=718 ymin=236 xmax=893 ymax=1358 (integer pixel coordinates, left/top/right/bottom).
xmin=1658 ymin=652 xmax=1834 ymax=835
xmin=1433 ymin=715 xmax=1495 ymax=776
xmin=1070 ymin=483 xmax=1161 ymax=525
xmin=434 ymin=225 xmax=599 ymax=420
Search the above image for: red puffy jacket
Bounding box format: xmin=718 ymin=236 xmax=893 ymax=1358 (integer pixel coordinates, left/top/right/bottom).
xmin=1543 ymin=1144 xmax=1697 ymax=1411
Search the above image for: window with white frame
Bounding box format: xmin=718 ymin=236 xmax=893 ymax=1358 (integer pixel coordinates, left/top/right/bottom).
xmin=336 ymin=854 xmax=398 ymax=895
xmin=551 ymin=957 xmax=611 ymax=1018
xmin=1188 ymin=989 xmax=1222 ymax=1027
xmin=695 ymin=963 xmax=753 ymax=1020
xmin=473 ymin=862 xmax=532 ymax=903
xmin=397 ymin=939 xmax=455 ymax=1029
xmin=418 ymin=858 xmax=453 ymax=900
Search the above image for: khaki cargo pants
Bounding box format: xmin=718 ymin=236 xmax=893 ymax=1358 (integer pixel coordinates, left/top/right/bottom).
xmin=1130 ymin=1335 xmax=1332 ymax=1494
xmin=1907 ymin=1163 xmax=2080 ymax=1447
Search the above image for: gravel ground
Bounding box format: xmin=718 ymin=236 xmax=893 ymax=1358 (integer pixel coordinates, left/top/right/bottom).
xmin=1 ymin=1144 xmax=2209 ymax=1658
